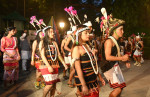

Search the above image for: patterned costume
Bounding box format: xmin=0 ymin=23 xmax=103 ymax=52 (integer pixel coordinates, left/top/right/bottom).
xmin=101 ymin=37 xmax=126 ymax=89
xmin=40 ymin=42 xmax=60 ymax=85
xmin=1 ymin=37 xmax=19 ymax=81
xmin=64 ymin=35 xmax=74 ymax=66
xmin=74 ymin=45 xmax=100 ymax=97
xmin=133 ymin=41 xmax=142 ymax=57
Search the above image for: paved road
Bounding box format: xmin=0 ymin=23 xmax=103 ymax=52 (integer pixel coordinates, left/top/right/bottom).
xmin=0 ymin=60 xmax=150 ymax=97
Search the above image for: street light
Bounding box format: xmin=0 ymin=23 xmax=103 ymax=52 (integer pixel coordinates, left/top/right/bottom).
xmin=59 ymin=22 xmax=65 ymax=37
xmin=59 ymin=22 xmax=65 ymax=28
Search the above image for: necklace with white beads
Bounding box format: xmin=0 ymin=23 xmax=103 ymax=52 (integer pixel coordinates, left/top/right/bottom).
xmin=48 ymin=42 xmax=57 ymax=61
xmin=82 ymin=44 xmax=98 ymax=74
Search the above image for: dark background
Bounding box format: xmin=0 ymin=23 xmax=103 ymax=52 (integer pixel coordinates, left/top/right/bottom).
xmin=0 ymin=0 xmax=150 ymax=36
xmin=0 ymin=0 xmax=150 ymax=58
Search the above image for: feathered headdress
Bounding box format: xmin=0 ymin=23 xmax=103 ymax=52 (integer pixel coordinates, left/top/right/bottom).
xmin=95 ymin=8 xmax=125 ymax=38
xmin=64 ymin=6 xmax=82 ymax=35
xmin=136 ymin=33 xmax=141 ymax=38
xmin=68 ymin=17 xmax=73 ymax=31
xmin=64 ymin=6 xmax=81 ymax=25
xmin=83 ymin=14 xmax=92 ymax=27
xmin=141 ymin=32 xmax=146 ymax=37
xmin=29 ymin=16 xmax=48 ymax=36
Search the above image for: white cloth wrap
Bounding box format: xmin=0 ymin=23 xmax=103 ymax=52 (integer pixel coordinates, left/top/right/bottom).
xmin=64 ymin=52 xmax=72 ymax=66
xmin=104 ymin=63 xmax=125 ymax=84
xmin=134 ymin=49 xmax=141 ymax=57
xmin=43 ymin=74 xmax=59 ymax=82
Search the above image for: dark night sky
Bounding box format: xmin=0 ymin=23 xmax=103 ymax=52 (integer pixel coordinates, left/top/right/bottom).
xmin=0 ymin=0 xmax=150 ymax=36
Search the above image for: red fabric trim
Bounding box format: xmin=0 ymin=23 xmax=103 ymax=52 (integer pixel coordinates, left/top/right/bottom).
xmin=35 ymin=62 xmax=40 ymax=69
xmin=37 ymin=78 xmax=41 ymax=82
xmin=83 ymin=91 xmax=99 ymax=97
xmin=133 ymin=55 xmax=141 ymax=57
xmin=40 ymin=68 xmax=58 ymax=74
xmin=45 ymin=79 xmax=60 ymax=85
xmin=40 ymin=68 xmax=60 ymax=85
xmin=37 ymin=69 xmax=41 ymax=72
xmin=98 ymin=54 xmax=101 ymax=61
xmin=109 ymin=82 xmax=126 ymax=89
xmin=126 ymin=52 xmax=131 ymax=55
xmin=4 ymin=62 xmax=18 ymax=66
xmin=65 ymin=63 xmax=70 ymax=66
xmin=114 ymin=64 xmax=119 ymax=67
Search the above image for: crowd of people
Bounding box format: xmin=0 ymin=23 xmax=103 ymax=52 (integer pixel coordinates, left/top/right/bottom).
xmin=0 ymin=7 xmax=145 ymax=97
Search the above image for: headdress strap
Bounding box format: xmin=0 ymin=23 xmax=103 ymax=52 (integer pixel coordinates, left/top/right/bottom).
xmin=76 ymin=27 xmax=89 ymax=45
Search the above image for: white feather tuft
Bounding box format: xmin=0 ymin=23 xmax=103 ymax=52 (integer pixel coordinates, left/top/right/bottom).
xmin=95 ymin=17 xmax=100 ymax=23
xmin=101 ymin=7 xmax=107 ymax=20
xmin=72 ymin=26 xmax=77 ymax=31
xmin=84 ymin=14 xmax=87 ymax=19
xmin=68 ymin=18 xmax=72 ymax=21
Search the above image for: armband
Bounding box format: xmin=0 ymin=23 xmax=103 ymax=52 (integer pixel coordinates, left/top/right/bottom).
xmin=71 ymin=58 xmax=80 ymax=67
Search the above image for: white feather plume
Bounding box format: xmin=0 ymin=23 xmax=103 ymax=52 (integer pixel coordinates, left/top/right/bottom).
xmin=68 ymin=18 xmax=73 ymax=28
xmin=101 ymin=7 xmax=107 ymax=20
xmin=68 ymin=18 xmax=72 ymax=21
xmin=84 ymin=14 xmax=87 ymax=19
xmin=95 ymin=17 xmax=100 ymax=23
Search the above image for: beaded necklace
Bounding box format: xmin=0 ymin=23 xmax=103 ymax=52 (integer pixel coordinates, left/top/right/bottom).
xmin=48 ymin=42 xmax=57 ymax=61
xmin=82 ymin=44 xmax=98 ymax=74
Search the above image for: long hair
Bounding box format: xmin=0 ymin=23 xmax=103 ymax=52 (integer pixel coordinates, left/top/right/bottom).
xmin=4 ymin=27 xmax=16 ymax=36
xmin=43 ymin=27 xmax=54 ymax=48
xmin=35 ymin=30 xmax=42 ymax=43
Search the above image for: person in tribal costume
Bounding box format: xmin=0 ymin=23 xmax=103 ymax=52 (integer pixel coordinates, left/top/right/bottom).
xmin=140 ymin=37 xmax=144 ymax=63
xmin=39 ymin=26 xmax=68 ymax=97
xmin=83 ymin=14 xmax=93 ymax=34
xmin=133 ymin=35 xmax=143 ymax=66
xmin=61 ymin=31 xmax=72 ymax=80
xmin=31 ymin=30 xmax=45 ymax=89
xmin=72 ymin=25 xmax=105 ymax=97
xmin=125 ymin=37 xmax=133 ymax=57
xmin=83 ymin=14 xmax=98 ymax=53
xmin=65 ymin=18 xmax=93 ymax=88
xmin=64 ymin=26 xmax=77 ymax=88
xmin=100 ymin=10 xmax=130 ymax=97
xmin=119 ymin=38 xmax=125 ymax=56
xmin=1 ymin=27 xmax=20 ymax=88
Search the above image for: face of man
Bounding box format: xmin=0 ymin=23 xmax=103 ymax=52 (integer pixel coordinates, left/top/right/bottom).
xmin=116 ymin=26 xmax=124 ymax=38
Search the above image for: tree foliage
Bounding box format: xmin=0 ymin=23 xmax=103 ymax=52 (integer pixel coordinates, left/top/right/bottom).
xmin=0 ymin=0 xmax=150 ymax=36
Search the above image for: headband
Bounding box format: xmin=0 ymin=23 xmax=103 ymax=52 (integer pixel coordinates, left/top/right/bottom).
xmin=36 ymin=30 xmax=41 ymax=35
xmin=76 ymin=27 xmax=90 ymax=45
xmin=42 ymin=26 xmax=51 ymax=37
xmin=67 ymin=31 xmax=73 ymax=35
